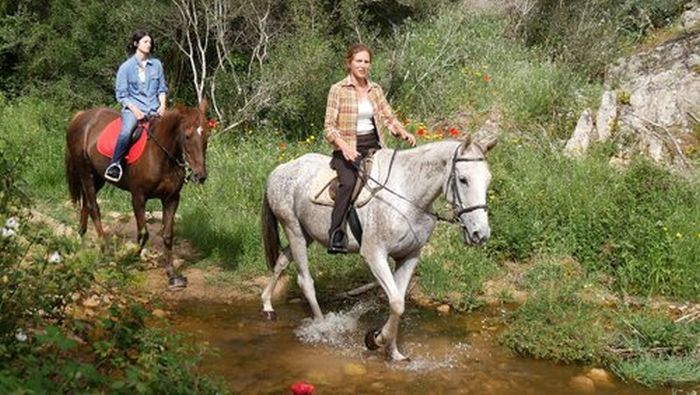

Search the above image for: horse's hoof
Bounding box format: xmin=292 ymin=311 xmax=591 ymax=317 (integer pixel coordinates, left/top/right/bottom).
xmin=260 ymin=310 xmax=277 ymax=321
xmin=364 ymin=328 xmax=382 ymax=351
xmin=168 ymin=275 xmax=188 ymax=291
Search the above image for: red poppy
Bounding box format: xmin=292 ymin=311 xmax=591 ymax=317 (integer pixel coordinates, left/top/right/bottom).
xmin=483 ymin=73 xmax=491 ymax=82
xmin=208 ymin=119 xmax=218 ymax=129
xmin=449 ymin=128 xmax=459 ymax=137
xmin=417 ymin=128 xmax=427 ymax=137
xmin=290 ymin=380 xmax=315 ymax=395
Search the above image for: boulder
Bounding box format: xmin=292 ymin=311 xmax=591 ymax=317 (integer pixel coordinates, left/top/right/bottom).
xmin=566 ymin=23 xmax=700 ymax=169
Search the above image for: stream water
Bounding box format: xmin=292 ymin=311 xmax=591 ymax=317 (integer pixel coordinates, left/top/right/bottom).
xmin=173 ymin=299 xmax=671 ymax=394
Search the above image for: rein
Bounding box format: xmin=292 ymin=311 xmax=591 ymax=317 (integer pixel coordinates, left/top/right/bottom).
xmin=355 ymin=144 xmax=488 ymax=225
xmin=145 ymin=117 xmax=192 ymax=180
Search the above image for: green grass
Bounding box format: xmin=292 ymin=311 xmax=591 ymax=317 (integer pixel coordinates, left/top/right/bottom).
xmin=612 ymin=356 xmax=700 ymax=387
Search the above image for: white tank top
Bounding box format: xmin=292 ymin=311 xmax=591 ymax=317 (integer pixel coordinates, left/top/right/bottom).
xmin=356 ymin=99 xmax=375 ymax=135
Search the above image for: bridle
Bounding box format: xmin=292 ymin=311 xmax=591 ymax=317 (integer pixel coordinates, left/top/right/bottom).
xmin=357 ymin=143 xmax=488 ymax=225
xmin=445 ymin=144 xmax=489 ymax=223
xmin=144 ymin=115 xmax=194 ymax=181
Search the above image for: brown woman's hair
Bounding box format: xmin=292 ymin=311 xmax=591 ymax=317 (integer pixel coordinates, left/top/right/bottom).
xmin=345 ymin=43 xmax=373 ymax=72
xmin=127 ymin=29 xmax=155 ymax=55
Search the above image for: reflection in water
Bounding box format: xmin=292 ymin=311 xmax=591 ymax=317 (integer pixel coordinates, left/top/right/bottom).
xmin=173 ymin=300 xmax=668 ymax=395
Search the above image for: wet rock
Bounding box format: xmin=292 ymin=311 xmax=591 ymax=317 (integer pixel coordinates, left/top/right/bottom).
xmin=437 ymin=304 xmax=451 ymax=315
xmin=343 ymin=362 xmax=367 ymax=376
xmin=569 ymin=375 xmax=596 ymax=393
xmin=585 ymin=368 xmax=615 ymax=389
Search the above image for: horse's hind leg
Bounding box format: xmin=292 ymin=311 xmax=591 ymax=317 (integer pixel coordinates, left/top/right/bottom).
xmin=285 ymin=223 xmax=323 ymax=320
xmin=260 ymin=246 xmax=293 ymax=320
xmin=83 ymin=172 xmax=105 ymax=239
xmin=78 ymin=193 xmax=89 ymax=237
xmin=131 ymin=192 xmax=149 ymax=249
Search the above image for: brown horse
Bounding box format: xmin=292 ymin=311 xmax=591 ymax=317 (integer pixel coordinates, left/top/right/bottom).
xmin=65 ymin=99 xmax=210 ymax=289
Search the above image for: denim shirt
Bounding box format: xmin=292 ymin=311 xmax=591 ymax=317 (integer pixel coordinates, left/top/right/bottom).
xmin=115 ymin=55 xmax=168 ymax=114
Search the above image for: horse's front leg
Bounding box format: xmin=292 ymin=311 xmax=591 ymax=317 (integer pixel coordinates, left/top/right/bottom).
xmin=362 ymin=246 xmax=409 ymax=361
xmin=161 ymin=194 xmax=187 ymax=290
xmin=131 ymin=192 xmax=149 ymax=250
xmin=384 ymin=253 xmax=421 ymax=359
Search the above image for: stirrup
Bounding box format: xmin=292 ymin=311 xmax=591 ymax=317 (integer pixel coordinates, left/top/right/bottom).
xmin=104 ymin=163 xmax=122 ymax=182
xmin=327 ymin=230 xmax=348 ymax=254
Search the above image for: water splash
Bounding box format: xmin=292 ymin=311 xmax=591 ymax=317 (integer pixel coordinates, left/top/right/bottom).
xmin=294 ymin=301 xmax=375 ymax=348
xmin=389 ymin=341 xmax=472 ymax=372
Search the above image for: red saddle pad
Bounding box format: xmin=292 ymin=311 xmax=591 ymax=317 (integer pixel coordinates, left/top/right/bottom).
xmin=96 ymin=118 xmax=149 ymax=164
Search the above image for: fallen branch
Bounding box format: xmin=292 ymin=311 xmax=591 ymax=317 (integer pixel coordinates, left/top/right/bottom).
xmin=335 ymin=282 xmax=378 ymax=299
xmin=675 ymin=310 xmax=700 ymax=323
xmin=606 ymin=345 xmax=688 ymax=359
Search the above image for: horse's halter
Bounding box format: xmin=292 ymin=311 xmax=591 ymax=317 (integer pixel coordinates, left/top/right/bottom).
xmin=445 ymin=144 xmax=488 ymax=224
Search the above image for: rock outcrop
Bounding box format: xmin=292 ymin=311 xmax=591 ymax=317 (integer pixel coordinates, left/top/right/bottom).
xmin=565 ymin=5 xmax=700 ymax=170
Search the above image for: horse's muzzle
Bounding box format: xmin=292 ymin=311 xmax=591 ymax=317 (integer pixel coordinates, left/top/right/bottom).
xmin=190 ymin=171 xmax=207 ymax=184
xmin=462 ymin=227 xmax=489 ymax=246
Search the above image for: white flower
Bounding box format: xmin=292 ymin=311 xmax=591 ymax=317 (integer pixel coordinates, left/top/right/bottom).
xmin=1 ymin=227 xmax=16 ymax=238
xmin=4 ymin=217 xmax=19 ymax=229
xmin=48 ymin=251 xmax=62 ymax=264
xmin=15 ymin=329 xmax=27 ymax=342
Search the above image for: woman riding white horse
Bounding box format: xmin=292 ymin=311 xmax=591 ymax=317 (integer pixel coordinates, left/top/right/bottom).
xmin=260 ymin=135 xmax=496 ymax=361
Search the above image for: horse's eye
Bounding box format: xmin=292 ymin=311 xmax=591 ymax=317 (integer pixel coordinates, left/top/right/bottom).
xmin=459 ymin=177 xmax=469 ymax=185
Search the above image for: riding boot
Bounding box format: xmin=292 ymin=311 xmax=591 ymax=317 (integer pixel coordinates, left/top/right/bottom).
xmin=328 ymin=150 xmax=357 ymax=254
xmin=105 ymin=110 xmax=138 ymax=182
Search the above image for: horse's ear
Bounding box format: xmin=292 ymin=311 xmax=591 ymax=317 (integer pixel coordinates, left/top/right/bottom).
xmin=479 ymin=135 xmax=498 ymax=153
xmin=461 ymin=133 xmax=472 ymax=148
xmin=199 ymin=96 xmax=208 ymax=114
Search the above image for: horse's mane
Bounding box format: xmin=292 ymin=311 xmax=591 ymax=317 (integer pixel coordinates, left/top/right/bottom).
xmin=158 ymin=109 xmax=180 ymax=134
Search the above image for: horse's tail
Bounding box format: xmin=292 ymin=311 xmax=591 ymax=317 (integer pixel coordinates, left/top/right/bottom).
xmin=65 ymin=115 xmax=83 ymax=206
xmin=261 ymin=187 xmax=280 ymax=271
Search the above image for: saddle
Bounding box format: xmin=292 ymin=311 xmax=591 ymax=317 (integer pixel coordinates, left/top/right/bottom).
xmin=96 ymin=118 xmax=151 ymax=164
xmin=310 ymin=151 xmax=380 ymax=207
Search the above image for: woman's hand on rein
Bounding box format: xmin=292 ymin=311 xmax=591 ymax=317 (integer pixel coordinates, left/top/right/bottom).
xmin=401 ymin=132 xmax=417 ymax=147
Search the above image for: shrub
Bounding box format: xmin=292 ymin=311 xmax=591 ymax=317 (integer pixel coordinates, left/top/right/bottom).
xmin=487 ymin=141 xmax=699 ymax=299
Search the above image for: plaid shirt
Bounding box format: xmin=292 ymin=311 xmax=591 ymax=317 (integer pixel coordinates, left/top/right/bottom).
xmin=324 ymin=75 xmax=406 ymax=150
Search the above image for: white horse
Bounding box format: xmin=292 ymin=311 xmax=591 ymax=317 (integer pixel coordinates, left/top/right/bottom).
xmin=260 ymin=135 xmax=496 ymax=361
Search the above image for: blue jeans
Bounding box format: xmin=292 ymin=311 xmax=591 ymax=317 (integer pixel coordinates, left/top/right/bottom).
xmin=110 ymin=109 xmax=139 ymax=166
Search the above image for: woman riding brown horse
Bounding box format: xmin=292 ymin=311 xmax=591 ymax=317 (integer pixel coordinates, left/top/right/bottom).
xmin=65 ymin=99 xmax=210 ymax=289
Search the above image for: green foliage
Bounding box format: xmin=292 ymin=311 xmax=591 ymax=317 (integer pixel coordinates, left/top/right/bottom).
xmin=418 ymin=223 xmax=498 ymax=310
xmin=1 ymin=0 xmax=171 ymax=107
xmin=0 ymin=216 xmax=228 ymax=393
xmin=0 ymin=96 xmax=72 ymax=203
xmin=611 ymin=310 xmax=700 ymax=356
xmin=487 ymin=140 xmax=700 ymax=299
xmin=257 ymin=29 xmax=338 ymax=137
xmin=612 ymin=356 xmax=700 ymax=387
xmin=500 ymin=280 xmax=608 ymax=364
xmin=515 ymin=0 xmax=687 ymax=78
xmin=374 ymin=11 xmax=590 ymax=139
